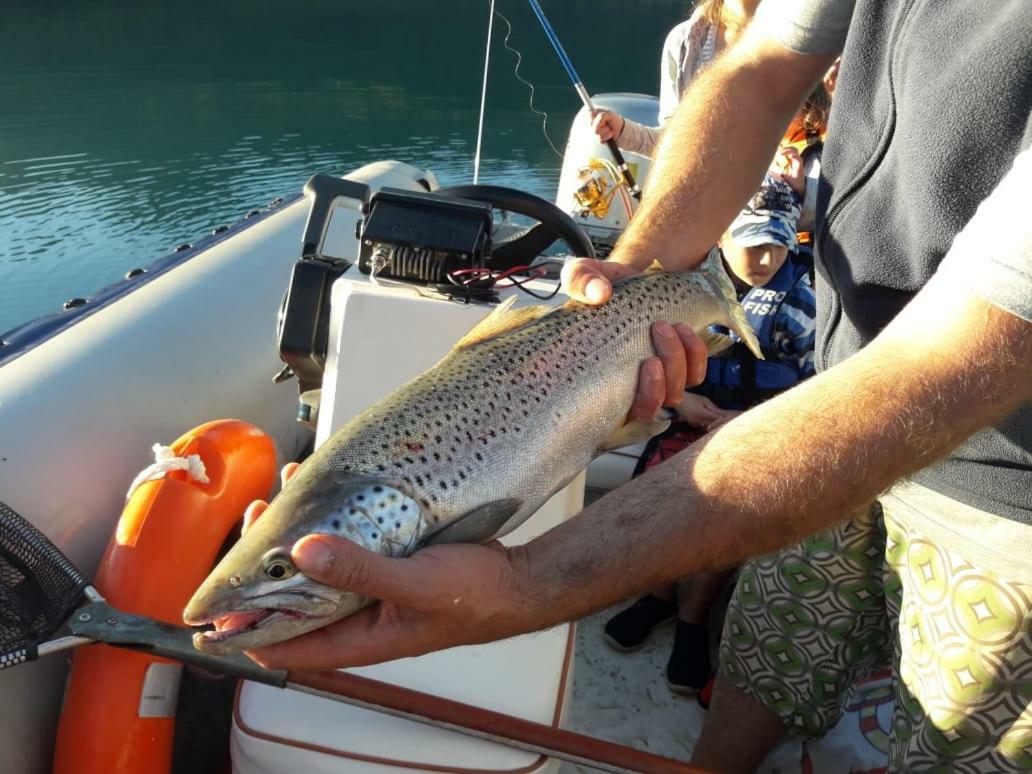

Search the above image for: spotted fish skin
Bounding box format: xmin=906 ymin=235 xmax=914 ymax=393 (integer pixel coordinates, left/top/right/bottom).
xmin=185 ymin=250 xmax=758 ymax=653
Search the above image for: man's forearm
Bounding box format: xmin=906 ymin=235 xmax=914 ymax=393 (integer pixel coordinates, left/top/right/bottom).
xmin=611 ymin=34 xmax=834 ymax=273
xmin=512 ymin=288 xmax=1032 ymax=630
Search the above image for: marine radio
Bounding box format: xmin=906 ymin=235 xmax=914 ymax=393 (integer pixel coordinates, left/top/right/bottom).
xmin=356 ymin=187 xmax=493 ymax=284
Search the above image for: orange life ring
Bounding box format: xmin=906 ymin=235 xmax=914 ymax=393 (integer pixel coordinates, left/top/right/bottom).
xmin=52 ymin=419 xmax=277 ymax=774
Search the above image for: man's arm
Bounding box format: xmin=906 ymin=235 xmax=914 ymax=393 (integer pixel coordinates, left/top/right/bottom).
xmin=617 ymin=33 xmax=833 ymax=270
xmin=513 ymin=284 xmax=1032 ymax=628
xmin=563 ymin=29 xmax=836 ymax=303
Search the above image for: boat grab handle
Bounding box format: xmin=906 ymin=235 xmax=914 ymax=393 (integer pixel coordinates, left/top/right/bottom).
xmin=301 ymin=174 xmax=371 ymax=259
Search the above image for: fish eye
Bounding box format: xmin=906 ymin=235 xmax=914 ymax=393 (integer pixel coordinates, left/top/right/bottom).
xmin=261 ymin=549 xmax=296 ymax=581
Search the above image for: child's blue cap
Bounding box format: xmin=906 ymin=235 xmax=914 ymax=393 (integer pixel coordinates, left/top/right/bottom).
xmin=729 ymin=174 xmax=802 ymax=251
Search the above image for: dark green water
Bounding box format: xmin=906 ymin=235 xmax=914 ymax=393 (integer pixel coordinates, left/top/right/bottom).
xmin=0 ymin=0 xmax=685 ymax=334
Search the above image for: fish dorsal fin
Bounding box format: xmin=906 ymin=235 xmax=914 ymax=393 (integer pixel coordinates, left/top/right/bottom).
xmin=421 ymin=498 xmax=523 ymax=546
xmin=453 ymin=297 xmax=552 ymax=349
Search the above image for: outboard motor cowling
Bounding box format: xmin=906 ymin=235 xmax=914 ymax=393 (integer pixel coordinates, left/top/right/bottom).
xmin=555 ymin=93 xmax=659 ymax=255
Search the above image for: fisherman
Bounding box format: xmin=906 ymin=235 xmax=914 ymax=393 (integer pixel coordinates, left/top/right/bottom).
xmin=245 ymin=1 xmax=1031 ymax=769
xmin=603 ymin=167 xmax=816 ymax=695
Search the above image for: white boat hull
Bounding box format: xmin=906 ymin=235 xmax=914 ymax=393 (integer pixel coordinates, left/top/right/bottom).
xmin=0 ymin=160 xmax=438 ymax=774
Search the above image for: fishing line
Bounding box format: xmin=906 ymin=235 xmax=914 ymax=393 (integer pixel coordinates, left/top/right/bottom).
xmin=493 ymin=6 xmax=564 ymax=159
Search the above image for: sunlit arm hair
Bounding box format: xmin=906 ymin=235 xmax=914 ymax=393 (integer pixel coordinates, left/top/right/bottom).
xmin=511 ymin=283 xmax=1032 ymax=628
xmin=609 ymin=25 xmax=836 ymax=274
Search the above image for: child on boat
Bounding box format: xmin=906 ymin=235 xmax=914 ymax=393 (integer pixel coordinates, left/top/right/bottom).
xmin=602 ymin=168 xmax=816 ymax=694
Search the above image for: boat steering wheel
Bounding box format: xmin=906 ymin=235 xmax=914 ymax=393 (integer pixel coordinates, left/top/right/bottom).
xmin=436 ymin=185 xmax=596 ymax=266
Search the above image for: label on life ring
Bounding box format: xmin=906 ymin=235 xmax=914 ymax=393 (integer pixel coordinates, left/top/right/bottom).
xmin=138 ymin=663 xmax=183 ymax=718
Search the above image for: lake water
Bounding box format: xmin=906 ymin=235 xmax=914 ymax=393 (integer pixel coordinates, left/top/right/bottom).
xmin=0 ymin=0 xmax=684 ymax=334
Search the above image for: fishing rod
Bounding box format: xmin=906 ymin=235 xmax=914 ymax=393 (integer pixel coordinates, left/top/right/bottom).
xmin=525 ymin=0 xmax=643 ymax=201
xmin=473 ymin=0 xmax=495 ymax=184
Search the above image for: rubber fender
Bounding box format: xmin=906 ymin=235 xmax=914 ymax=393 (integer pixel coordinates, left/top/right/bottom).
xmin=52 ymin=419 xmax=278 ymax=774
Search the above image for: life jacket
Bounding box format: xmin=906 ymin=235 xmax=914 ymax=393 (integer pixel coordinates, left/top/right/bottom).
xmin=698 ymin=253 xmax=811 ymax=411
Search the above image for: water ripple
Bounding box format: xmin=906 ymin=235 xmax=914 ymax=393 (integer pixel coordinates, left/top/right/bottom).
xmin=0 ymin=0 xmax=677 ymax=334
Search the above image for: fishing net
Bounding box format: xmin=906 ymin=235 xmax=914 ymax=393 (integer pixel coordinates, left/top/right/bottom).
xmin=0 ymin=501 xmax=88 ymax=669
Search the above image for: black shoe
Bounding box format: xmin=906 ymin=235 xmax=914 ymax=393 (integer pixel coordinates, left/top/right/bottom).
xmin=602 ymin=595 xmax=677 ymax=651
xmin=665 ymin=620 xmax=712 ymax=695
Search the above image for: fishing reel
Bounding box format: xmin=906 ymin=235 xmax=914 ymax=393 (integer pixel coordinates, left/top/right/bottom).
xmin=572 ymin=158 xmax=634 ymax=221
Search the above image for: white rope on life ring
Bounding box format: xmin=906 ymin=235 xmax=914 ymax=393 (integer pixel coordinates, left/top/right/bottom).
xmin=125 ymin=443 xmax=209 ymax=499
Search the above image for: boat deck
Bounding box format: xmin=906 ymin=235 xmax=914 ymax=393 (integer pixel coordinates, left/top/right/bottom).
xmin=562 ymin=606 xmax=893 ymax=773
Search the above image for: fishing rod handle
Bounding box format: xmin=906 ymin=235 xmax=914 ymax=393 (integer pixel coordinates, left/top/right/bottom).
xmin=605 ymin=140 xmax=643 ymax=201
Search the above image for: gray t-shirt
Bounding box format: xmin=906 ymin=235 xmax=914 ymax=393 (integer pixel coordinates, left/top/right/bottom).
xmin=755 ymin=0 xmax=856 ymax=55
xmin=931 ymin=147 xmax=1032 ymax=323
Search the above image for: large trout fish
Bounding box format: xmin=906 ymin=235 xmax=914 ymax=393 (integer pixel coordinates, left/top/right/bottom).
xmin=184 ymin=249 xmax=759 ymax=652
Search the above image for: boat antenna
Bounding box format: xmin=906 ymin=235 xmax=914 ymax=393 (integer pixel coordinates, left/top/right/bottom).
xmin=472 ymin=0 xmax=495 ymax=184
xmin=525 ymin=0 xmax=643 ymax=200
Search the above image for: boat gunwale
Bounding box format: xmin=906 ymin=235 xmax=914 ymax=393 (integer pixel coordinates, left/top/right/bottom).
xmin=0 ymin=192 xmax=302 ymax=369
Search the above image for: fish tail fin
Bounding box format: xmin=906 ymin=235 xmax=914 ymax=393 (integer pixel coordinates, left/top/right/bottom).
xmin=699 ymin=247 xmax=763 ymax=360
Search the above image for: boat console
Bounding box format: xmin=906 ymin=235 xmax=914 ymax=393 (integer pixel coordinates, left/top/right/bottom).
xmin=234 ymin=276 xmax=583 ymax=773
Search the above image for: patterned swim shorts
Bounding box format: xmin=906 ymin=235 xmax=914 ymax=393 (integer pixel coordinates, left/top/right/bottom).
xmin=719 ymin=482 xmax=1032 ymax=771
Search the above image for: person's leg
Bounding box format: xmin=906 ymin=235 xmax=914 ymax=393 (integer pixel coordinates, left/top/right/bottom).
xmin=691 ymin=677 xmax=788 ymax=772
xmin=665 ymin=571 xmax=731 ymax=693
xmin=651 ymin=584 xmax=675 ymax=603
xmin=691 ymin=505 xmax=892 ymax=766
xmin=674 ymin=570 xmax=728 ymax=623
xmin=880 ymin=486 xmax=1032 ymax=770
xmin=604 ymin=429 xmax=698 ymax=651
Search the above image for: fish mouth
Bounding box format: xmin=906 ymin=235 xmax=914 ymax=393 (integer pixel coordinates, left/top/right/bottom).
xmin=189 ymin=607 xmax=333 ymax=653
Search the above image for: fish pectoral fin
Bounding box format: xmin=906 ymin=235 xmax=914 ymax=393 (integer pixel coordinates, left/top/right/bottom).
xmin=597 ymin=419 xmax=671 ymax=453
xmin=698 ymin=246 xmax=763 ymax=360
xmin=420 ymin=498 xmax=523 ymax=546
xmin=453 ymin=297 xmax=553 ymax=349
xmin=699 ymin=329 xmax=734 ymax=355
